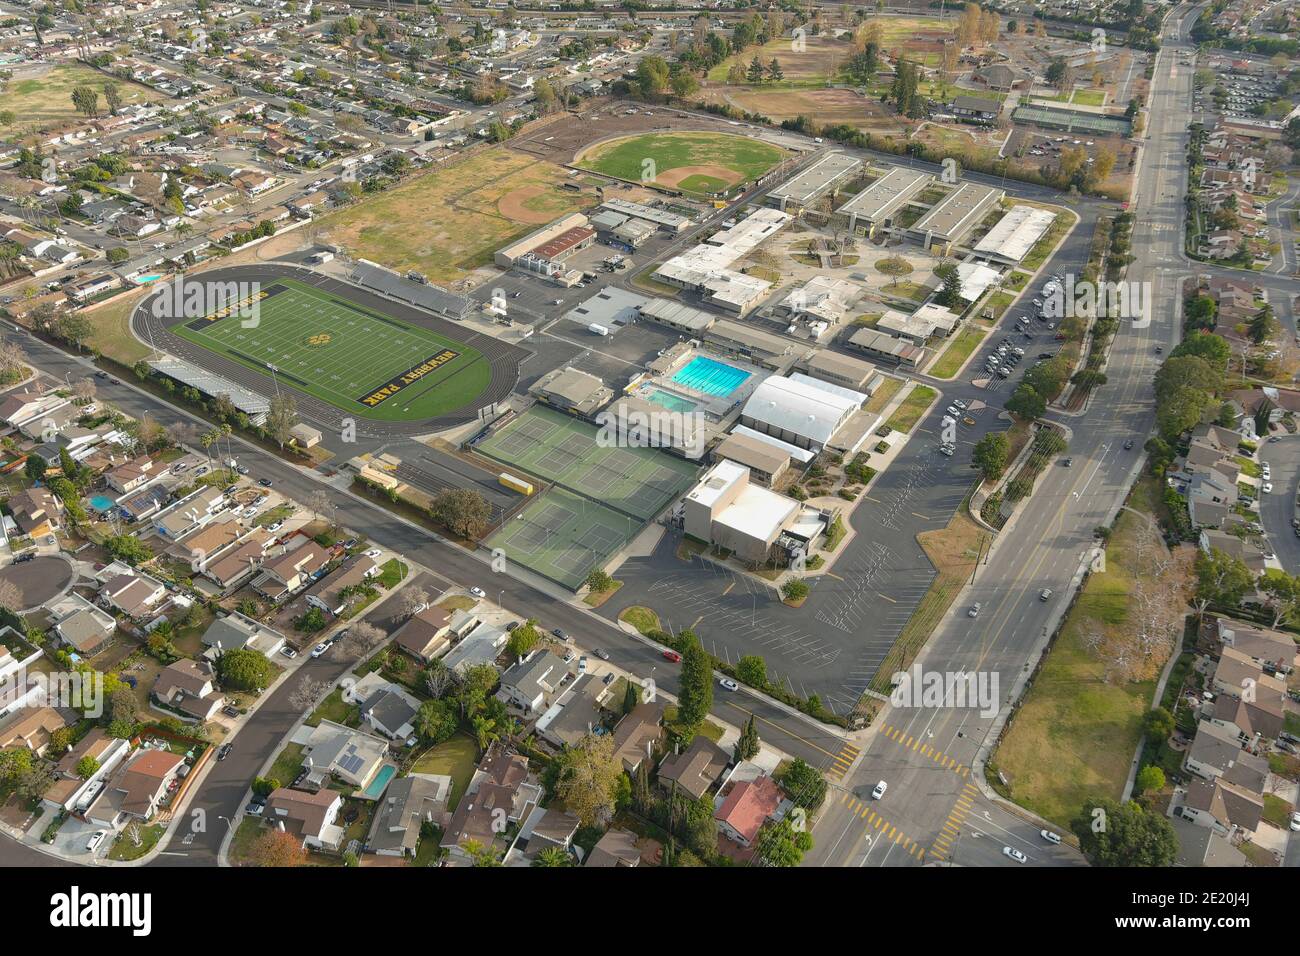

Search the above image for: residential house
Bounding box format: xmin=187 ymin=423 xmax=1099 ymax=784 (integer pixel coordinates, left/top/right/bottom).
xmin=202 ymin=530 xmax=273 ymax=593
xmin=535 ymin=673 xmax=610 ymax=750
xmin=1183 ymin=721 xmax=1267 ymax=780
xmin=611 ymin=700 xmax=666 ymax=773
xmin=105 ymin=457 xmax=160 ymax=493
xmin=51 ymin=594 xmax=117 ymax=655
xmin=714 ymin=773 xmax=784 ymax=847
xmin=84 ymin=749 xmax=185 ymax=829
xmin=303 ymin=555 xmax=377 ymax=617
xmin=391 ymin=605 xmax=453 ymax=663
xmin=365 ymin=773 xmax=452 ymax=857
xmin=358 ymin=684 xmax=419 ymax=742
xmin=497 ymin=649 xmax=571 ymax=716
xmin=1170 ymin=816 xmax=1249 ymax=867
xmin=1179 ymin=776 xmax=1264 ymax=839
xmin=42 ymin=730 xmax=131 ymax=812
xmin=199 ymin=612 xmax=286 ymax=661
xmin=585 ymin=827 xmax=641 ymax=867
xmin=263 ymin=787 xmax=345 ymax=851
xmin=99 ymin=571 xmax=167 ymax=621
xmin=299 ymin=720 xmax=391 ymax=792
xmin=152 ymin=658 xmax=224 ymax=721
xmin=658 ymin=736 xmax=730 ymax=800
xmin=0 ymin=706 xmax=66 ymax=755
xmin=252 ymin=538 xmax=331 ymax=603
xmin=152 ymin=485 xmax=226 ymax=540
xmin=8 ymin=487 xmax=63 ymax=538
xmin=440 ymin=743 xmax=542 ymax=862
xmin=1215 ymin=617 xmax=1296 ymax=674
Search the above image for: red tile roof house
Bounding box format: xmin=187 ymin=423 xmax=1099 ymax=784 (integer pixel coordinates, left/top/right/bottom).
xmin=84 ymin=749 xmax=185 ymax=829
xmin=714 ymin=774 xmax=784 ymax=847
xmin=264 ymin=787 xmax=345 ymax=851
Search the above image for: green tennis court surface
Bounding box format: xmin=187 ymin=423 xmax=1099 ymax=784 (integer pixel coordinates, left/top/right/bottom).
xmin=171 ymin=278 xmax=490 ymax=422
xmin=475 ymin=405 xmax=698 ymax=521
xmin=487 ymin=487 xmax=642 ymax=590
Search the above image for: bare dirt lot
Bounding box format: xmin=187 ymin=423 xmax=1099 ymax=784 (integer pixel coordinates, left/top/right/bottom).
xmin=699 ymin=86 xmax=906 ymax=138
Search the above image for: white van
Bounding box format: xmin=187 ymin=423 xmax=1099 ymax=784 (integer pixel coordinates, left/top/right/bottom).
xmin=86 ymin=830 xmax=107 ymax=852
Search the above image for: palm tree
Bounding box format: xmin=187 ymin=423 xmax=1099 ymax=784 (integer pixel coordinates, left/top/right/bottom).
xmin=532 ymin=847 xmax=573 ymax=867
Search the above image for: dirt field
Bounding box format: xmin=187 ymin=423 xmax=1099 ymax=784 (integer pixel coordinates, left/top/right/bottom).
xmin=701 ymin=87 xmax=906 ymax=137
xmin=1 ymin=63 xmax=163 ymax=137
xmin=318 ymin=146 xmax=590 ymax=284
xmin=706 ymin=34 xmax=853 ymax=84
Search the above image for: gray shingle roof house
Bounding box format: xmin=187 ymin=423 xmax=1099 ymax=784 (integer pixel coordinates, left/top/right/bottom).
xmin=360 ymin=687 xmax=418 ymax=741
xmin=366 ymin=773 xmax=452 ymax=857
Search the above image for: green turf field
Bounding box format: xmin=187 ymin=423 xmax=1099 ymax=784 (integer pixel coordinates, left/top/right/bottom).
xmin=487 ymin=487 xmax=642 ymax=590
xmin=476 ymin=406 xmax=699 ymax=522
xmin=576 ymin=132 xmax=785 ymax=194
xmin=171 ymin=278 xmax=491 ymax=422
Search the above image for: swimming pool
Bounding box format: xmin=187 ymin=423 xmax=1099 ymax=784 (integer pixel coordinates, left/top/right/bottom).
xmin=89 ymin=495 xmax=116 ymax=513
xmin=362 ymin=764 xmax=397 ymax=799
xmin=643 ymin=388 xmax=698 ymax=414
xmin=670 ymin=356 xmax=751 ymax=397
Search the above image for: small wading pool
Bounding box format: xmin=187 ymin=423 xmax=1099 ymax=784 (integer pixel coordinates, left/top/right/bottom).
xmin=643 ymin=388 xmax=699 ymax=414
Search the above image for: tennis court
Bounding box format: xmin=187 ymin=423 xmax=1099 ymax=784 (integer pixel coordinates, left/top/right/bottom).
xmin=486 ymin=487 xmax=642 ymax=590
xmin=476 ymin=406 xmax=699 ymax=522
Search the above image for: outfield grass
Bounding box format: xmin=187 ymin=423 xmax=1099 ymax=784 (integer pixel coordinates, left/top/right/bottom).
xmin=576 ymin=132 xmax=784 ymax=195
xmin=929 ymin=327 xmax=986 ymax=379
xmin=172 ymin=278 xmax=490 ymax=422
xmin=991 ymin=489 xmax=1168 ymax=826
xmin=885 ymin=385 xmax=937 ymax=434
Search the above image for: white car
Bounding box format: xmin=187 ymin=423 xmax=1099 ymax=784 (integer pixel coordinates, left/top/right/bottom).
xmin=947 ymin=405 xmax=962 ymax=418
xmin=968 ymin=603 xmax=982 ymax=618
xmin=719 ymin=677 xmax=739 ymax=691
xmin=280 ymin=646 xmax=298 ymax=659
xmin=1003 ymin=846 xmax=1028 ymax=863
xmin=871 ymin=780 xmax=887 ymax=800
xmin=86 ymin=830 xmax=107 ymax=852
xmin=310 ymin=642 xmax=330 ymax=658
xmin=265 ymin=520 xmax=284 ymax=533
xmin=469 ymin=586 xmax=486 ymax=599
xmin=939 ymin=445 xmax=954 ymax=457
xmin=952 ymin=399 xmax=968 ymax=410
xmin=577 ymin=656 xmax=588 ymax=674
xmin=1290 ymin=812 xmax=1300 ymax=832
xmin=1040 ymin=829 xmax=1062 ymax=845
xmin=1261 ymin=482 xmax=1273 ymax=494
xmin=1039 ymin=588 xmax=1052 ymax=601
xmin=364 ymin=548 xmax=383 ymax=559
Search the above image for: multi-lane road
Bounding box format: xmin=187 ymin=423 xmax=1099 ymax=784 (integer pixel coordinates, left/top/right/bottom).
xmin=805 ymin=2 xmax=1204 ymax=867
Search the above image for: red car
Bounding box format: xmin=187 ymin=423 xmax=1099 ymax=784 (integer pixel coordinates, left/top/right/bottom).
xmin=662 ymin=649 xmax=682 ymax=663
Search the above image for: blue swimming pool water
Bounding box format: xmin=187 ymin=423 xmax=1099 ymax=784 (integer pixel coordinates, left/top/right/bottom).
xmin=670 ymin=356 xmax=751 ymax=397
xmin=643 ymin=389 xmax=698 ymax=414
xmin=136 ymin=274 xmax=164 ymax=283
xmin=89 ymin=495 xmax=116 ymax=513
xmin=363 ymin=764 xmax=397 ymax=799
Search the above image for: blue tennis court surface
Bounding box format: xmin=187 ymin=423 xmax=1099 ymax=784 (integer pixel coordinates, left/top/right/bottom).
xmin=670 ymin=356 xmax=751 ymax=397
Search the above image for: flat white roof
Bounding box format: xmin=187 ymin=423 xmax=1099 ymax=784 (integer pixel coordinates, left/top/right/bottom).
xmin=769 ymin=152 xmax=862 ymax=205
xmin=686 ymin=459 xmax=748 ymax=509
xmin=731 ymin=424 xmax=817 ymax=464
xmin=973 ymin=205 xmax=1056 ymax=262
xmin=956 ymin=262 xmax=1003 ymax=302
xmin=787 ymin=371 xmax=868 ymax=408
xmin=837 ymin=166 xmax=933 ymax=220
xmin=742 ymin=375 xmax=858 ymax=444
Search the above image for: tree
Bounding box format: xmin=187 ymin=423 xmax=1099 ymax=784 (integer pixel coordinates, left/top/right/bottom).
xmin=675 ymin=631 xmax=712 ymax=731
xmin=266 ymin=393 xmax=298 ymax=449
xmin=1259 ymin=569 xmax=1300 ymax=628
xmin=734 ymin=715 xmax=760 ymax=762
xmin=104 ymin=534 xmax=153 ymax=565
xmin=781 ymin=578 xmax=809 ymax=603
xmin=506 ymin=620 xmax=541 ymax=660
xmin=776 ymin=757 xmax=827 ymax=811
xmin=1192 ymin=547 xmax=1252 ymax=616
xmin=1135 ymin=765 xmax=1165 ymax=794
xmin=1006 ymin=384 xmax=1046 ymax=420
xmin=755 ymin=817 xmax=813 ymax=866
xmin=334 ymin=620 xmax=384 ymax=659
xmin=416 ymin=698 xmax=458 ymax=745
xmin=933 ymin=260 xmax=963 ymax=308
xmin=75 ymin=755 xmax=100 ymax=780
xmin=102 ymin=82 xmax=122 ymax=115
xmin=972 ymin=432 xmax=1010 ymax=481
xmin=876 ymin=255 xmax=910 ymax=287
xmin=735 ymin=655 xmax=767 ymax=688
xmin=23 ymin=455 xmax=46 ymax=482
xmin=554 ymin=733 xmax=623 ymax=828
xmin=532 ymin=846 xmax=573 ymax=867
xmin=430 ymin=488 xmax=491 ymax=540
xmin=585 ymin=569 xmax=614 ymax=593
xmin=746 ymin=55 xmax=764 ymax=84
xmin=622 ymin=678 xmax=640 ymax=716
xmin=396 ymin=586 xmax=430 ymax=620
xmin=1141 ymin=707 xmax=1175 ymax=747
xmin=766 ymin=57 xmax=783 ymax=83
xmin=71 ymin=85 xmax=99 ymax=117
xmin=1070 ymin=798 xmax=1177 ymax=866
xmin=247 ymin=828 xmax=308 ymax=867
xmin=216 ymin=647 xmax=274 ymax=691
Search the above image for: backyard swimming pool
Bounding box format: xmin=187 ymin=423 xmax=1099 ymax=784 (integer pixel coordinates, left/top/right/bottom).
xmin=670 ymin=356 xmax=751 ymax=397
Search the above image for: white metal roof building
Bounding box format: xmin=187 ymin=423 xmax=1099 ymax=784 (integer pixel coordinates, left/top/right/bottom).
xmin=909 ymin=181 xmax=1005 ymax=252
xmin=653 ymin=208 xmax=791 ymax=314
xmin=767 ymin=152 xmax=862 ymax=210
xmin=972 ymin=205 xmax=1057 ymax=264
xmin=739 ymin=374 xmax=862 ymax=450
xmin=837 ymin=167 xmax=934 ymax=233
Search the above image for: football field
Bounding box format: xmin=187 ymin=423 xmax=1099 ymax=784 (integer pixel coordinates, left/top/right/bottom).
xmin=171 ymin=278 xmax=490 ymax=422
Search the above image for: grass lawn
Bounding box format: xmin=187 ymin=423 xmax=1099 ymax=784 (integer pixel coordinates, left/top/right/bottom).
xmin=2 ymin=63 xmax=162 ymax=136
xmin=438 ymin=595 xmax=478 ymax=612
xmin=306 ymin=687 xmax=359 ymax=728
xmin=82 ymin=287 xmax=153 ymax=365
xmin=320 ymin=145 xmax=587 ymax=283
xmin=107 ymin=823 xmax=165 ymax=861
xmin=991 ymin=489 xmax=1169 ymax=826
xmin=983 ymin=290 xmax=1016 ymax=321
xmin=228 ymin=817 xmax=265 ymax=865
xmin=618 ymin=605 xmax=660 ymax=635
xmin=884 ymin=385 xmax=938 ymax=434
xmin=583 ymin=580 xmax=623 ymax=607
xmin=864 ymin=376 xmax=904 ymax=414
xmin=885 ymin=280 xmax=929 ymax=302
xmin=1021 ymin=212 xmax=1073 ymax=272
xmin=664 ymin=706 xmax=724 ymax=743
xmin=376 ymin=558 xmax=408 ymax=588
xmin=173 ymin=277 xmax=490 ymax=424
xmin=411 ymin=734 xmax=480 ymax=810
xmin=1071 ymin=89 xmax=1106 ymax=106
xmin=929 ymin=327 xmax=986 ymax=379
xmin=1263 ymin=793 xmax=1294 ymax=828
xmin=266 ymin=742 xmax=305 ymax=786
